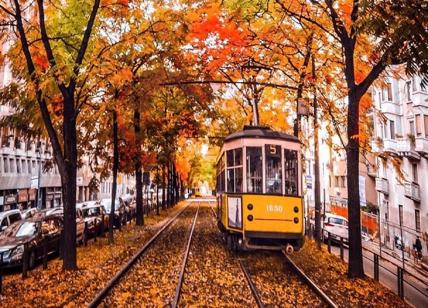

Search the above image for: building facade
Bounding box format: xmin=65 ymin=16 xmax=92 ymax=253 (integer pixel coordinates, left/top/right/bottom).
xmin=372 ymin=72 xmax=428 ymax=255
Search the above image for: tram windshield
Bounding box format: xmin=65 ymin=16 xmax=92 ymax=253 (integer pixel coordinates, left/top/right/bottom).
xmin=265 ymin=144 xmax=282 ymax=194
xmin=246 ymin=147 xmax=263 ymax=193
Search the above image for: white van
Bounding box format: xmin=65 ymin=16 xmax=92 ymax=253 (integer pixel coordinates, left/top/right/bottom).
xmin=0 ymin=209 xmax=23 ymax=232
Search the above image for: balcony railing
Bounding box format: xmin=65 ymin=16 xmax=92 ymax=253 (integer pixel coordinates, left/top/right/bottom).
xmin=404 ymin=182 xmax=421 ymax=202
xmin=380 ymin=101 xmax=401 ymax=114
xmin=415 ymin=137 xmax=428 ymax=155
xmin=383 ymin=139 xmax=397 ymax=153
xmin=397 ymin=138 xmax=420 ymax=160
xmin=375 ymin=177 xmax=389 ymax=195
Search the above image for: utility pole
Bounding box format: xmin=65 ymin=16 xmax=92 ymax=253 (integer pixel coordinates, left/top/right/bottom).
xmin=313 ymin=55 xmax=322 ymax=246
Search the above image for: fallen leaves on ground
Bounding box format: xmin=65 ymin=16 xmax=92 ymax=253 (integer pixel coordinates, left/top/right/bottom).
xmin=179 ymin=205 xmax=255 ymax=307
xmin=0 ymin=203 xmax=186 ymax=307
xmin=290 ymin=238 xmax=410 ymax=308
xmin=101 ymin=206 xmax=197 ymax=307
xmin=242 ymin=251 xmax=326 ymax=307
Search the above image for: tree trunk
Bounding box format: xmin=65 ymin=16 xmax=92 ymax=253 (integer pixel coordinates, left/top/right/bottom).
xmin=313 ymin=57 xmax=322 ymax=246
xmin=162 ymin=165 xmax=166 ymax=210
xmin=109 ymin=110 xmax=119 ymax=243
xmin=166 ymin=163 xmax=171 ymax=207
xmin=134 ymin=109 xmax=144 ymax=226
xmin=347 ymin=91 xmax=364 ymax=278
xmin=60 ymin=95 xmax=78 ymax=270
xmin=156 ymin=169 xmax=160 ymax=215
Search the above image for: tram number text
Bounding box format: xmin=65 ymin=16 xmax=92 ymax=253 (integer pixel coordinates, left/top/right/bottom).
xmin=266 ymin=205 xmax=283 ymax=213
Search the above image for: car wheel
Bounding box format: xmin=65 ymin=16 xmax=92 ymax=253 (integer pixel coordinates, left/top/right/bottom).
xmin=29 ymin=250 xmax=36 ymax=269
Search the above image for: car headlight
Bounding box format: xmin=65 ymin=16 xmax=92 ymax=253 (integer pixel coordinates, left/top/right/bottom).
xmin=11 ymin=245 xmax=24 ymax=260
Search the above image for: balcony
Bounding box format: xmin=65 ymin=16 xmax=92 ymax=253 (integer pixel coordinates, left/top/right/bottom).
xmin=397 ymin=138 xmax=420 ymax=160
xmin=380 ymin=101 xmax=401 ymax=115
xmin=404 ymin=182 xmax=421 ymax=202
xmin=375 ymin=178 xmax=389 ymax=195
xmin=383 ymin=139 xmax=398 ymax=154
xmin=415 ymin=137 xmax=428 ymax=156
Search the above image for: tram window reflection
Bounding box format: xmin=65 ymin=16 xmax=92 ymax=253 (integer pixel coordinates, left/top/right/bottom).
xmin=265 ymin=144 xmax=282 ymax=194
xmin=226 ymin=148 xmax=243 ymax=192
xmin=246 ymin=147 xmax=262 ymax=193
xmin=216 ymin=153 xmax=226 ymax=193
xmin=284 ymin=149 xmax=298 ymax=195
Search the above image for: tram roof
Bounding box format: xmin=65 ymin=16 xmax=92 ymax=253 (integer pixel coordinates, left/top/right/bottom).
xmin=224 ymin=126 xmax=299 ymax=143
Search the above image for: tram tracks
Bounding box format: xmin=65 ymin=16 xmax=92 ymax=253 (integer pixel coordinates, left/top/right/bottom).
xmin=88 ymin=202 xmax=198 ymax=307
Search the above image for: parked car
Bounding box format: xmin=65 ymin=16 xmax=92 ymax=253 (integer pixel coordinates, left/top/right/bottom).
xmin=21 ymin=208 xmax=39 ymax=219
xmin=322 ymin=213 xmax=348 ymax=244
xmin=0 ymin=210 xmax=23 ymax=233
xmin=0 ymin=213 xmax=62 ymax=269
xmin=44 ymin=207 xmax=86 ymax=244
xmin=101 ymin=199 xmax=126 ymax=228
xmin=77 ymin=202 xmax=109 ymax=236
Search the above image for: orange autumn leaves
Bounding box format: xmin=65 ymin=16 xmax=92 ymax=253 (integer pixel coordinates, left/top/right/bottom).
xmin=188 ymin=13 xmax=250 ymax=73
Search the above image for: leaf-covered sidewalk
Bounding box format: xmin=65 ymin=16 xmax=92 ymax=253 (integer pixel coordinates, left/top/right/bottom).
xmin=0 ymin=202 xmax=186 ymax=307
xmin=290 ymin=239 xmax=410 ymax=307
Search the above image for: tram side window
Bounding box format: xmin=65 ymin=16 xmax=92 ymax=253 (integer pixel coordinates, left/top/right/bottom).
xmin=265 ymin=144 xmax=282 ymax=194
xmin=216 ymin=154 xmax=226 ymax=193
xmin=226 ymin=148 xmax=243 ymax=193
xmin=284 ymin=149 xmax=298 ymax=195
xmin=246 ymin=147 xmax=262 ymax=193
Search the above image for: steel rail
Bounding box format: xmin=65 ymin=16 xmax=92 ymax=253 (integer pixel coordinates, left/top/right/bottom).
xmin=171 ymin=204 xmax=200 ymax=308
xmin=88 ymin=202 xmax=192 ymax=308
xmin=282 ymin=252 xmax=338 ymax=308
xmin=238 ymin=259 xmax=265 ymax=308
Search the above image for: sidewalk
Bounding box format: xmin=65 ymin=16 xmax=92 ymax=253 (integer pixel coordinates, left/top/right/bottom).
xmin=363 ymin=241 xmax=428 ymax=286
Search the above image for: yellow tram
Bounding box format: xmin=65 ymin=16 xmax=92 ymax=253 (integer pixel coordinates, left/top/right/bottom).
xmin=215 ymin=126 xmax=303 ymax=252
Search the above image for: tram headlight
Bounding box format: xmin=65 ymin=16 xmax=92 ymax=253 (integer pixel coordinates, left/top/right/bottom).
xmin=247 ymin=215 xmax=254 ymax=221
xmin=247 ymin=203 xmax=253 ymax=210
xmin=294 ymin=217 xmax=299 ymax=224
xmin=293 ymin=206 xmax=299 ymax=213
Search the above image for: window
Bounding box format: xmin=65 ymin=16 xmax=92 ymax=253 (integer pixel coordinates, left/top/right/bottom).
xmin=3 ymin=157 xmax=8 ymax=173
xmin=415 ymin=210 xmax=421 ymax=232
xmin=412 ymin=163 xmax=418 ymax=183
xmin=390 ymin=120 xmax=395 ymax=139
xmin=9 ymin=213 xmax=21 ymax=224
xmin=412 ymin=76 xmax=417 ymax=92
xmin=284 ymin=149 xmax=298 ymax=195
xmin=1 ymin=218 xmax=8 ymax=229
xmin=246 ymin=147 xmax=262 ymax=193
xmin=409 ymin=121 xmax=415 ymax=136
xmin=335 ymin=176 xmax=339 ymax=187
xmin=424 ymin=115 xmax=428 ymax=137
xmin=416 ymin=115 xmax=422 ymax=136
xmin=265 ymin=144 xmax=282 ymax=194
xmin=16 ymin=159 xmax=21 ymax=173
xmin=226 ymin=148 xmax=243 ymax=193
xmin=386 ymin=82 xmax=392 ymax=101
xmin=9 ymin=158 xmax=15 ymax=173
xmin=406 ymin=81 xmax=411 ymax=101
xmin=216 ymin=154 xmax=225 ymax=192
xmin=27 ymin=159 xmax=31 ymax=173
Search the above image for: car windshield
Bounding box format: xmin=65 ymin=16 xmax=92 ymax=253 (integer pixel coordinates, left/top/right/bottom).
xmin=83 ymin=207 xmax=101 ymax=217
xmin=15 ymin=222 xmax=38 ymax=237
xmin=2 ymin=221 xmax=39 ymax=238
xmin=103 ymin=200 xmax=119 ymax=213
xmin=329 ymin=217 xmax=348 ymax=226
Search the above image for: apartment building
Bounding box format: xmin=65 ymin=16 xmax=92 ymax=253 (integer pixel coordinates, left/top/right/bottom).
xmin=0 ymin=41 xmax=100 ymax=212
xmin=372 ymin=72 xmax=428 ymax=254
